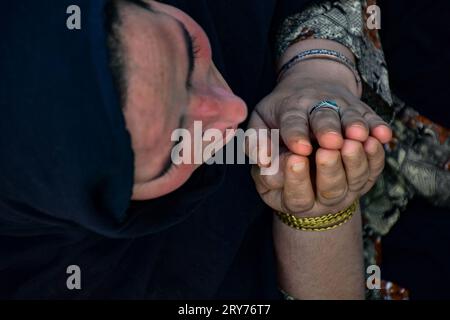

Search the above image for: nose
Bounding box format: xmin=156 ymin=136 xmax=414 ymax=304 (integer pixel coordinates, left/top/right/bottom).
xmin=190 ymin=87 xmax=248 ymax=129
xmin=190 ymin=67 xmax=248 ymax=129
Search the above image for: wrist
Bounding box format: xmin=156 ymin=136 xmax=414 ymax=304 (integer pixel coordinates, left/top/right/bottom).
xmin=277 ymin=39 xmax=361 ymax=97
xmin=278 ymin=58 xmax=361 ymax=97
xmin=278 ymin=38 xmax=356 ymax=67
xmin=275 ymin=199 xmax=360 ymax=232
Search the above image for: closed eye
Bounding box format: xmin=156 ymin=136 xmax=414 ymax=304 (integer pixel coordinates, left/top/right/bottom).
xmin=189 ymin=33 xmax=201 ymax=60
xmin=178 ymin=21 xmax=199 ymax=89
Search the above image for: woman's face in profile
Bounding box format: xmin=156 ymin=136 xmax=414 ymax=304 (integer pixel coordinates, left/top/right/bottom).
xmin=116 ymin=0 xmax=248 ymax=200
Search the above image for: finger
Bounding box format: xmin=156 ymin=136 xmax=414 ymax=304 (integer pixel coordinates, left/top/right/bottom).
xmin=281 ymin=154 xmax=315 ymax=213
xmin=341 ymin=139 xmax=370 ymax=192
xmin=251 ymin=165 xmax=270 ymax=195
xmin=278 ymin=107 xmax=313 ymax=156
xmin=360 ymin=103 xmax=392 ymax=144
xmin=251 ymin=152 xmax=289 ymax=191
xmin=316 ymin=149 xmax=348 ymax=206
xmin=309 ymin=106 xmax=344 ymax=149
xmin=360 ymin=136 xmax=386 ymax=195
xmin=372 ymin=124 xmax=393 ymax=144
xmin=250 ymin=155 xmax=291 ymax=213
xmin=340 ymin=107 xmax=369 ymax=142
xmin=245 ymin=111 xmax=273 ymax=167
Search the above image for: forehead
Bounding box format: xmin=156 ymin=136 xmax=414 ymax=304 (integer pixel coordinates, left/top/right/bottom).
xmin=118 ymin=2 xmax=187 ymax=107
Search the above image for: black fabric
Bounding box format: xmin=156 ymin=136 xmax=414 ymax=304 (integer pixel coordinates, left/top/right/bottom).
xmin=379 ymin=0 xmax=450 ymax=128
xmin=0 ymin=0 xmax=134 ymax=237
xmin=379 ymin=0 xmax=450 ymax=299
xmin=0 ymin=0 xmax=315 ymax=298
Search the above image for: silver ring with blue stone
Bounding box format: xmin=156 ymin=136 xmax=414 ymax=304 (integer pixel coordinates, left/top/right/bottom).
xmin=309 ymin=100 xmax=341 ymax=117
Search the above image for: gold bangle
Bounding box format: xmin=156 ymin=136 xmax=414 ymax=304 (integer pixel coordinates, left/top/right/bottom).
xmin=275 ymin=200 xmax=358 ymax=231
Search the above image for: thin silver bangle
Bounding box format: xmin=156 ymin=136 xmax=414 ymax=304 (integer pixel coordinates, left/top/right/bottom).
xmin=277 ymin=48 xmax=362 ymax=96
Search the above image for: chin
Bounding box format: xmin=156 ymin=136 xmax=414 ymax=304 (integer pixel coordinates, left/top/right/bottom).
xmin=131 ymin=163 xmax=199 ymax=200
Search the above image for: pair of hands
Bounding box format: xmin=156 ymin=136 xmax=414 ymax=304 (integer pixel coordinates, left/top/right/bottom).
xmin=248 ymin=58 xmax=392 ymax=217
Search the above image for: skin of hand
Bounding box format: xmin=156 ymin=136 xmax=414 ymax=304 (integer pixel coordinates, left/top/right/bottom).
xmin=248 ymin=39 xmax=392 ymax=216
xmin=249 ymin=39 xmax=392 ymax=157
xmin=252 ymin=137 xmax=385 ymax=217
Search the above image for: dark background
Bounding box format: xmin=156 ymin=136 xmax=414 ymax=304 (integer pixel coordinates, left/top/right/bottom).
xmin=379 ymin=0 xmax=450 ymax=299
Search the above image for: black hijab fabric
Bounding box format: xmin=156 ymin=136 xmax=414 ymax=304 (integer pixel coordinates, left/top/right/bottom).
xmin=0 ymin=0 xmax=315 ymax=298
xmin=0 ymin=0 xmax=135 ymax=237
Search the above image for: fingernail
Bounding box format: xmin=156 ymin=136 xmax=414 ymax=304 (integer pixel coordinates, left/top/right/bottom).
xmin=323 ymin=152 xmax=339 ymax=166
xmin=296 ymin=139 xmax=311 ymax=147
xmin=329 ymin=155 xmax=339 ymax=166
xmin=292 ymin=162 xmax=305 ymax=173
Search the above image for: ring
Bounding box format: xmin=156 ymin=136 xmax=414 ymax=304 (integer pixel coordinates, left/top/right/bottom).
xmin=309 ymin=100 xmax=340 ymax=116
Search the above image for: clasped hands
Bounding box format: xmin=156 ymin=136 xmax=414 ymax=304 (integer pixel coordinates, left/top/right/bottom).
xmin=247 ymin=60 xmax=392 ymax=218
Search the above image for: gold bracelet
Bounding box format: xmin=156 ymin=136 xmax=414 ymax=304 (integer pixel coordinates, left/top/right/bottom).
xmin=275 ymin=200 xmax=358 ymax=232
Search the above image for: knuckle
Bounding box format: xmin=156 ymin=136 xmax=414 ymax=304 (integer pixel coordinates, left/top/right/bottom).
xmin=371 ymin=161 xmax=385 ymax=177
xmin=361 ymin=108 xmax=376 ymax=118
xmin=344 ymin=117 xmax=368 ymax=128
xmin=284 ymin=195 xmax=315 ymax=213
xmin=313 ymin=119 xmax=342 ymax=135
xmin=319 ymin=188 xmax=346 ymax=202
xmin=279 ymin=106 xmax=308 ymax=123
xmin=342 ymin=107 xmax=360 ymax=115
xmin=263 ymin=175 xmax=282 ymax=189
xmin=278 ymin=95 xmax=307 ymax=109
xmin=368 ymin=141 xmax=384 ymax=157
xmin=317 ymin=156 xmax=341 ymax=172
xmin=318 ymin=185 xmax=348 ymax=205
xmin=369 ymin=153 xmax=386 ymax=173
xmin=342 ymin=146 xmax=365 ymax=165
xmin=298 ymin=88 xmax=318 ymax=98
xmin=297 ymin=96 xmax=319 ymax=111
xmin=348 ymin=172 xmax=370 ymax=191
